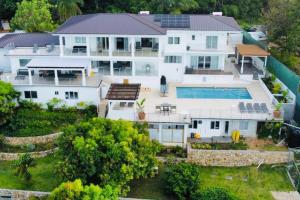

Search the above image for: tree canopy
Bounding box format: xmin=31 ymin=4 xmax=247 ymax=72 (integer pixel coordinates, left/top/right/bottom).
xmin=10 ymin=0 xmax=56 ymax=32
xmin=56 ymin=118 xmax=160 ymax=195
xmin=0 ymin=81 xmax=19 ymax=126
xmin=57 ymin=0 xmax=84 ymax=22
xmin=48 ymin=179 xmax=119 ymax=200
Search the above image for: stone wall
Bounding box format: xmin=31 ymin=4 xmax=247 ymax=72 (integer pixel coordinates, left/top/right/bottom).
xmin=187 ymin=144 xmax=293 ymax=167
xmin=5 ymin=132 xmax=62 ymax=145
xmin=0 ymin=188 xmax=50 ymax=200
xmin=0 ymin=148 xmax=57 ymax=161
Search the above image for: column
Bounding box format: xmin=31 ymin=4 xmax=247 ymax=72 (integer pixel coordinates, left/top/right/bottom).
xmin=110 ymin=61 xmax=114 ymax=76
xmin=264 ymin=56 xmax=268 ymax=67
xmin=236 ymin=52 xmax=239 ymax=64
xmin=109 ymin=37 xmax=113 ymax=57
xmin=86 ymin=36 xmax=90 ymax=57
xmin=132 ymin=61 xmax=135 ymax=76
xmin=54 ymin=69 xmax=59 ymax=85
xmin=28 ymin=69 xmax=32 ymax=85
xmin=158 ymin=123 xmax=163 ymax=144
xmin=82 ymin=69 xmax=86 ymax=86
xmin=241 ymin=56 xmax=244 ymax=74
xmin=59 ymin=36 xmax=64 ymax=56
xmin=131 ymin=37 xmax=135 ymax=57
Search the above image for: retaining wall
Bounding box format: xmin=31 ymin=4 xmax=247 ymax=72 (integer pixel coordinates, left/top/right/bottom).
xmin=0 ymin=188 xmax=49 ymax=200
xmin=0 ymin=148 xmax=57 ymax=161
xmin=187 ymin=143 xmax=292 ymax=167
xmin=4 ymin=132 xmax=62 ymax=145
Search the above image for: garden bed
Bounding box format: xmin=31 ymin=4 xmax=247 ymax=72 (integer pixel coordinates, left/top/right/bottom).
xmin=191 ymin=141 xmax=248 ymax=150
xmin=157 ymin=146 xmax=187 ymax=158
xmin=0 ymin=141 xmax=56 ymax=153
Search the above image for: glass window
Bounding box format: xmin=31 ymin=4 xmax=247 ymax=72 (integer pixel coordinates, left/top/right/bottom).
xmin=239 ymin=121 xmax=249 ymax=130
xmin=19 ymin=59 xmax=31 ymax=67
xmin=206 ymin=36 xmax=218 ymax=49
xmin=65 ymin=91 xmax=78 ymax=100
xmin=75 ymin=37 xmax=86 ymax=44
xmin=164 ymin=56 xmax=182 ymax=63
xmin=192 ymin=35 xmax=195 ymax=40
xmin=168 ymin=37 xmax=173 ymax=44
xmin=210 ymin=121 xmax=220 ymax=130
xmin=174 ymin=37 xmax=180 ymax=44
xmin=55 ymin=91 xmax=59 ymax=95
xmin=24 ymin=91 xmax=37 ymax=99
xmin=149 ymin=123 xmax=159 ymax=129
xmin=205 ymin=56 xmax=211 ymax=68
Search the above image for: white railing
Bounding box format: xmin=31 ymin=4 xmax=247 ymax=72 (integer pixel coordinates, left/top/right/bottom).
xmin=112 ymin=50 xmax=131 ymax=57
xmin=90 ymin=50 xmax=109 ymax=56
xmin=64 ymin=48 xmax=87 ymax=56
xmin=135 ymin=49 xmax=158 ymax=57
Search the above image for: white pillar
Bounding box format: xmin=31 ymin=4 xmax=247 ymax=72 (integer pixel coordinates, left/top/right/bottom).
xmin=109 ymin=37 xmax=113 ymax=57
xmin=59 ymin=36 xmax=64 ymax=56
xmin=132 ymin=61 xmax=135 ymax=76
xmin=82 ymin=69 xmax=86 ymax=86
xmin=131 ymin=37 xmax=135 ymax=57
xmin=54 ymin=69 xmax=59 ymax=85
xmin=28 ymin=69 xmax=32 ymax=85
xmin=110 ymin=61 xmax=114 ymax=76
xmin=241 ymin=56 xmax=245 ymax=74
xmin=86 ymin=36 xmax=90 ymax=57
xmin=236 ymin=53 xmax=239 ymax=64
xmin=264 ymin=56 xmax=268 ymax=67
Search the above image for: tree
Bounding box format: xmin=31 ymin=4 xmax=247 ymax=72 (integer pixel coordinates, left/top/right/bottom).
xmin=15 ymin=153 xmax=35 ymax=182
xmin=191 ymin=187 xmax=240 ymax=200
xmin=0 ymin=81 xmax=19 ymax=126
xmin=151 ymin=0 xmax=198 ymax=14
xmin=165 ymin=162 xmax=201 ymax=200
xmin=56 ymin=118 xmax=160 ymax=195
xmin=0 ymin=0 xmax=21 ymax=20
xmin=264 ymin=0 xmax=300 ymax=54
xmin=48 ymin=179 xmax=118 ymax=200
xmin=10 ymin=0 xmax=56 ymax=32
xmin=57 ymin=0 xmax=83 ymax=22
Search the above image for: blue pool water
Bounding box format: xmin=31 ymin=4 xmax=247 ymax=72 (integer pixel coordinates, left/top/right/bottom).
xmin=176 ymin=87 xmax=252 ymax=99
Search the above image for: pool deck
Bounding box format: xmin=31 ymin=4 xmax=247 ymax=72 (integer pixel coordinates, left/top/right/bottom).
xmin=138 ymin=80 xmax=276 ymax=123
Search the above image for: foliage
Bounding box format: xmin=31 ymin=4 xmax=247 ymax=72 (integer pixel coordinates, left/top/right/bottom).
xmin=15 ymin=153 xmax=35 ymax=182
xmin=272 ymin=82 xmax=282 ymax=94
xmin=46 ymin=98 xmax=65 ymax=111
xmin=165 ymin=162 xmax=201 ymax=200
xmin=158 ymin=145 xmax=187 ymax=158
xmin=191 ymin=187 xmax=240 ymax=200
xmin=10 ymin=0 xmax=56 ymax=32
xmin=56 ymin=118 xmax=160 ymax=195
xmin=136 ymin=98 xmax=145 ymax=113
xmin=18 ymin=100 xmax=42 ymax=110
xmin=0 ymin=81 xmax=20 ymax=126
xmin=48 ymin=179 xmax=118 ymax=200
xmin=191 ymin=141 xmax=248 ymax=150
xmin=191 ymin=143 xmax=212 ymax=150
xmin=270 ymin=48 xmax=300 ymax=75
xmin=275 ymin=102 xmax=283 ymax=111
xmin=57 ymin=0 xmax=84 ymax=22
xmin=257 ymin=121 xmax=283 ymax=141
xmin=0 ymin=134 xmax=5 ymax=149
xmin=0 ymin=0 xmax=21 ymax=20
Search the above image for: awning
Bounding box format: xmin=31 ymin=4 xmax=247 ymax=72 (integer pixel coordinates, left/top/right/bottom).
xmin=106 ymin=84 xmax=141 ymax=100
xmin=236 ymin=44 xmax=270 ymax=57
xmin=26 ymin=57 xmax=90 ymax=69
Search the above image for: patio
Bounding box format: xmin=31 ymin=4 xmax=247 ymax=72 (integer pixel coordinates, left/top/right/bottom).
xmin=235 ymin=63 xmax=264 ymax=75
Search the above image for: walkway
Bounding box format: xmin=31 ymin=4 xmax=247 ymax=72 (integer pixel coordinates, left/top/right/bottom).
xmin=271 ymin=191 xmax=300 ymax=200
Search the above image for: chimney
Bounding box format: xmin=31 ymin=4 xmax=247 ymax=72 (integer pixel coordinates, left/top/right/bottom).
xmin=212 ymin=12 xmax=223 ymax=16
xmin=139 ymin=11 xmax=150 ymax=15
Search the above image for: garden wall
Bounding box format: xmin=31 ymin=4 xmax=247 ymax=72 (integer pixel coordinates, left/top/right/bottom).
xmin=4 ymin=132 xmax=62 ymax=145
xmin=0 ymin=148 xmax=57 ymax=161
xmin=0 ymin=189 xmax=49 ymax=200
xmin=187 ymin=144 xmax=292 ymax=167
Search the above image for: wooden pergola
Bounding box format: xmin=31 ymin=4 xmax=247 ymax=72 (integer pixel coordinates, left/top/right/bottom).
xmin=106 ymin=83 xmax=141 ymax=100
xmin=236 ymin=44 xmax=270 ymax=74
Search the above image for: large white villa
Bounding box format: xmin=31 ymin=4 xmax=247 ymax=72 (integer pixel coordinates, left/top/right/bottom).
xmin=0 ymin=13 xmax=295 ymax=146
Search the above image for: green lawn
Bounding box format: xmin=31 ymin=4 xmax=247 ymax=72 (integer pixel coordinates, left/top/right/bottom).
xmin=0 ymin=155 xmax=61 ymax=191
xmin=128 ymin=165 xmax=294 ymax=200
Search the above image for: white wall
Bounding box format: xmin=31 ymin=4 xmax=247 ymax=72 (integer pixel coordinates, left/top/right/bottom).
xmin=0 ymin=49 xmax=10 ymax=72
xmin=15 ymin=85 xmax=101 ymax=106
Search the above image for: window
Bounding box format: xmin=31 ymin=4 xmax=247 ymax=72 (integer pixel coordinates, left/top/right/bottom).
xmin=65 ymin=91 xmax=78 ymax=100
xmin=190 ymin=56 xmax=219 ymax=69
xmin=55 ymin=91 xmax=59 ymax=95
xmin=19 ymin=59 xmax=31 ymax=67
xmin=239 ymin=121 xmax=249 ymax=130
xmin=164 ymin=56 xmax=182 ymax=63
xmin=192 ymin=35 xmax=195 ymax=40
xmin=75 ymin=37 xmax=86 ymax=44
xmin=210 ymin=121 xmax=220 ymax=130
xmin=168 ymin=37 xmax=180 ymax=44
xmin=206 ymin=36 xmax=218 ymax=49
xmin=149 ymin=123 xmax=159 ymax=129
xmin=24 ymin=91 xmax=37 ymax=99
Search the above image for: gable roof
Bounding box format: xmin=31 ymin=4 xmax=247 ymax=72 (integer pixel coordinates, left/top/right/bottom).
xmin=55 ymin=13 xmax=242 ymax=35
xmin=0 ymin=33 xmax=59 ymax=48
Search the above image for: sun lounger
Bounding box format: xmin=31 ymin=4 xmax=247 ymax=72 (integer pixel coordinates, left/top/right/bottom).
xmin=246 ymin=103 xmax=254 ymax=113
xmin=260 ymin=103 xmax=269 ymax=113
xmin=253 ymin=103 xmax=261 ymax=113
xmin=239 ymin=102 xmax=247 ymax=113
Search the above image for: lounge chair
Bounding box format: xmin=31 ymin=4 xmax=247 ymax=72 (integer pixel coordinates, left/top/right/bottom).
xmin=155 ymin=105 xmax=161 ymax=112
xmin=246 ymin=103 xmax=254 ymax=113
xmin=253 ymin=103 xmax=261 ymax=113
xmin=171 ymin=105 xmax=176 ymax=113
xmin=260 ymin=103 xmax=269 ymax=113
xmin=238 ymin=102 xmax=247 ymax=113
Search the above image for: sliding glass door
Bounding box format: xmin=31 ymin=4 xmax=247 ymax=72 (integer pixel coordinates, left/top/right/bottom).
xmin=190 ymin=56 xmax=219 ymax=69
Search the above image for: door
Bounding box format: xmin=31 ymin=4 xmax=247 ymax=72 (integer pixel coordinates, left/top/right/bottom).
xmin=192 ymin=119 xmax=207 ymax=137
xmin=225 ymin=121 xmax=229 ymax=135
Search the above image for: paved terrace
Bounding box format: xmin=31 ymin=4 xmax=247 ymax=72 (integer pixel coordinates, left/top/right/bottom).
xmin=138 ymin=81 xmax=276 ymax=123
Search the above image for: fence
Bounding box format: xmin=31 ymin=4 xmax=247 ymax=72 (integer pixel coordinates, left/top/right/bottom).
xmin=243 ymin=32 xmax=300 ymax=122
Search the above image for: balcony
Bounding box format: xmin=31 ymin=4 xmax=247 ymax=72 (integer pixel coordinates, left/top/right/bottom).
xmin=135 ymin=48 xmax=158 ymax=57
xmin=64 ymin=46 xmax=87 ymax=56
xmin=185 ymin=67 xmax=233 ymax=75
xmin=135 ymin=62 xmax=158 ymax=76
xmin=112 ymin=50 xmax=131 ymax=57
xmin=90 ymin=50 xmax=109 ymax=57
xmin=113 ymin=61 xmax=132 ymax=76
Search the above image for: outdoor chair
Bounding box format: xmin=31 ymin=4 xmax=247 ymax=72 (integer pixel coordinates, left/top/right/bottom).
xmin=253 ymin=103 xmax=262 ymax=113
xmin=155 ymin=105 xmax=161 ymax=112
xmin=128 ymin=102 xmax=134 ymax=107
xmin=260 ymin=103 xmax=269 ymax=113
xmin=238 ymin=102 xmax=247 ymax=113
xmin=246 ymin=103 xmax=254 ymax=113
xmin=120 ymin=102 xmax=126 ymax=107
xmin=171 ymin=105 xmax=177 ymax=113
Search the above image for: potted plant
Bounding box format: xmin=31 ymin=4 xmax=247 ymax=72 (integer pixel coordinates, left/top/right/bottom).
xmin=273 ymin=102 xmax=282 ymax=118
xmin=136 ymin=98 xmax=146 ymax=120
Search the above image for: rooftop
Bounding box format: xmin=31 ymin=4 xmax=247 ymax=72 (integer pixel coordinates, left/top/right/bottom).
xmin=236 ymin=44 xmax=270 ymax=57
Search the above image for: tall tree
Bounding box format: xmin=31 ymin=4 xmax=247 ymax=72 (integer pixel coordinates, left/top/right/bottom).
xmin=57 ymin=0 xmax=84 ymax=22
xmin=264 ymin=0 xmax=300 ymax=54
xmin=0 ymin=0 xmax=21 ymax=20
xmin=151 ymin=0 xmax=198 ymax=14
xmin=56 ymin=118 xmax=161 ymax=195
xmin=10 ymin=0 xmax=56 ymax=32
xmin=0 ymin=81 xmax=19 ymax=126
xmin=49 ymin=179 xmax=119 ymax=200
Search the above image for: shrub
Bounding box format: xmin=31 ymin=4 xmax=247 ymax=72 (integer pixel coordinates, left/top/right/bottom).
xmin=191 ymin=143 xmax=212 ymax=150
xmin=158 ymin=145 xmax=187 ymax=157
xmin=191 ymin=187 xmax=240 ymax=200
xmin=0 ymin=134 xmax=5 ymax=149
xmin=15 ymin=153 xmax=35 ymax=182
xmin=257 ymin=121 xmax=283 ymax=141
xmin=272 ymin=82 xmax=282 ymax=94
xmin=165 ymin=162 xmax=201 ymax=200
xmin=18 ymin=100 xmax=42 ymax=110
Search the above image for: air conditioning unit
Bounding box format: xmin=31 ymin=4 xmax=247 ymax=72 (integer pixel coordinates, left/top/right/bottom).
xmin=186 ymin=46 xmax=190 ymax=51
xmin=139 ymin=11 xmax=150 ymax=15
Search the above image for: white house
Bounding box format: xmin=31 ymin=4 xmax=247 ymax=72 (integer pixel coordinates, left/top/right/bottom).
xmin=0 ymin=13 xmax=289 ymax=146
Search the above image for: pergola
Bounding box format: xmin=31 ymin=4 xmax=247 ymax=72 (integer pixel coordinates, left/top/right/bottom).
xmin=236 ymin=44 xmax=270 ymax=74
xmin=26 ymin=57 xmax=90 ymax=86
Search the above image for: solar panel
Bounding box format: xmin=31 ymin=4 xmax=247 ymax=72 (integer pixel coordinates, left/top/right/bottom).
xmin=159 ymin=15 xmax=190 ymax=28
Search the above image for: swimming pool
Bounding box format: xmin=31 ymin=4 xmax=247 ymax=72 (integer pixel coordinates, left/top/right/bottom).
xmin=176 ymin=87 xmax=252 ymax=99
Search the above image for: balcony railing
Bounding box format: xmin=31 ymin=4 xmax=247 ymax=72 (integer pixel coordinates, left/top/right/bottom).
xmin=90 ymin=50 xmax=109 ymax=56
xmin=112 ymin=50 xmax=131 ymax=57
xmin=64 ymin=47 xmax=87 ymax=56
xmin=185 ymin=67 xmax=233 ymax=75
xmin=135 ymin=49 xmax=158 ymax=57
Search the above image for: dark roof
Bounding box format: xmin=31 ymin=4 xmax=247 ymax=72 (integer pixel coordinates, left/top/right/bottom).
xmin=55 ymin=13 xmax=242 ymax=35
xmin=106 ymin=83 xmax=141 ymax=100
xmin=0 ymin=33 xmax=59 ymax=48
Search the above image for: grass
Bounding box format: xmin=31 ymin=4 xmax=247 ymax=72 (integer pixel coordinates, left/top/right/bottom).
xmin=0 ymin=155 xmax=61 ymax=191
xmin=128 ymin=165 xmax=294 ymax=200
xmin=0 ymin=142 xmax=56 ymax=153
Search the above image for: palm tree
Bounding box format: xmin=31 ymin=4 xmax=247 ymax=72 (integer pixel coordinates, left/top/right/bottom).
xmin=57 ymin=0 xmax=84 ymax=22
